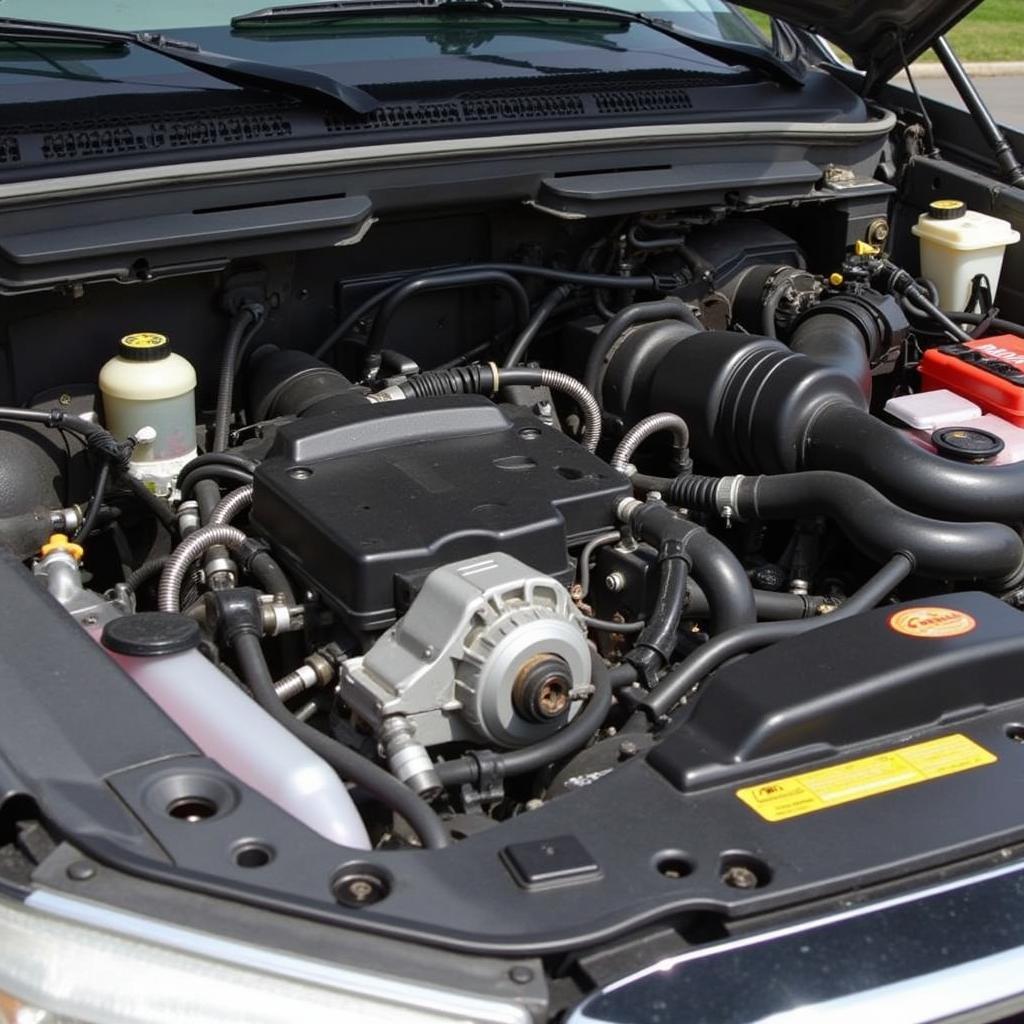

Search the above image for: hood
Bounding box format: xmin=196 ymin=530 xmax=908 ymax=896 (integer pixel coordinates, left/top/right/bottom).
xmin=740 ymin=0 xmax=983 ymax=86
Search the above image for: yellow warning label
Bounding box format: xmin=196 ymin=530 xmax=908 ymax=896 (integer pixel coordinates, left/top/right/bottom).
xmin=736 ymin=734 xmax=996 ymax=823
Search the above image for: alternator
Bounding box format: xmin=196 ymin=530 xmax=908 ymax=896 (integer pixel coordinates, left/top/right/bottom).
xmin=340 ymin=553 xmax=591 ymax=751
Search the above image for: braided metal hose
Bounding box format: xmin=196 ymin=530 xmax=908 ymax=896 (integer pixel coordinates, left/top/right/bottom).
xmin=209 ymin=484 xmax=254 ymax=525
xmin=536 ymin=368 xmax=602 ymax=453
xmin=158 ymin=524 xmax=248 ymax=612
xmin=610 ymin=413 xmax=690 ymax=473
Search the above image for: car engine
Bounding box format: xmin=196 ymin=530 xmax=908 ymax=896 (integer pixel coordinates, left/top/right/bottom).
xmin=4 ymin=159 xmax=1024 ymax=962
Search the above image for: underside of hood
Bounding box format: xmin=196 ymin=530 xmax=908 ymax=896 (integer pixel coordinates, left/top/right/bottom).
xmin=740 ymin=0 xmax=983 ymax=87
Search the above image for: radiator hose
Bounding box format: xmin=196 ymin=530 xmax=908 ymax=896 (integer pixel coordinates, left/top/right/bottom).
xmin=657 ymin=471 xmax=1024 ymax=586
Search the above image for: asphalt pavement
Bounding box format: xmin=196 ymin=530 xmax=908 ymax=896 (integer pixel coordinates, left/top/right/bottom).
xmin=898 ymin=67 xmax=1024 ymax=130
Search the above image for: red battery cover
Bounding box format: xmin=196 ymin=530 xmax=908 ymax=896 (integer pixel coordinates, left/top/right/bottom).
xmin=919 ymin=335 xmax=1024 ymax=427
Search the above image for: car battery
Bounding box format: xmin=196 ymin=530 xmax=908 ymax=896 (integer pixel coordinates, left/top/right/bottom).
xmin=920 ymin=334 xmax=1024 ymax=426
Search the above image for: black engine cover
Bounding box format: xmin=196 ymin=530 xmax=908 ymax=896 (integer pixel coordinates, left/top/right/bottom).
xmin=251 ymin=395 xmax=629 ymax=630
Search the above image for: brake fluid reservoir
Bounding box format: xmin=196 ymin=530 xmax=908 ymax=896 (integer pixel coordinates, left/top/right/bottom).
xmin=912 ymin=200 xmax=1020 ymax=311
xmin=99 ymin=333 xmax=197 ymax=495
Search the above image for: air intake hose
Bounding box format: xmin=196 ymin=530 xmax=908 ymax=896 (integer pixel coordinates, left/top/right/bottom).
xmin=624 ymin=330 xmax=1024 ymax=522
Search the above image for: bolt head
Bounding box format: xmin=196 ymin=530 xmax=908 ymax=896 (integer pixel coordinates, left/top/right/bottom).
xmin=509 ymin=965 xmax=535 ymax=985
xmin=66 ymin=861 xmax=96 ymax=881
xmin=604 ymin=572 xmax=626 ymax=593
xmin=722 ymin=865 xmax=759 ymax=889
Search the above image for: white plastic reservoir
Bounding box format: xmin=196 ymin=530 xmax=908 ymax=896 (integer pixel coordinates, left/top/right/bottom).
xmin=912 ymin=199 xmax=1020 ymax=311
xmin=99 ymin=332 xmax=198 ymax=495
xmin=100 ymin=613 xmax=371 ymax=849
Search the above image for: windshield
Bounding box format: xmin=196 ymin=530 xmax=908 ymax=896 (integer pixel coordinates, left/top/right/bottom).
xmin=0 ymin=0 xmax=767 ymax=46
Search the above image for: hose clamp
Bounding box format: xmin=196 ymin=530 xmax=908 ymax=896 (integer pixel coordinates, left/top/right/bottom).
xmin=615 ymin=496 xmax=643 ymax=523
xmin=714 ymin=475 xmax=746 ymax=528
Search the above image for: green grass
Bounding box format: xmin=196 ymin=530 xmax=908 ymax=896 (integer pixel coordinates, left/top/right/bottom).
xmin=738 ymin=0 xmax=1024 ymax=63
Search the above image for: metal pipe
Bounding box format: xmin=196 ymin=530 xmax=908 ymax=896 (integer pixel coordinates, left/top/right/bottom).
xmin=158 ymin=524 xmax=248 ymax=612
xmin=610 ymin=413 xmax=689 ymax=473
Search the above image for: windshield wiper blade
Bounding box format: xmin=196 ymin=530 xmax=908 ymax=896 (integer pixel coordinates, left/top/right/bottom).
xmin=0 ymin=17 xmax=379 ymax=113
xmin=232 ymin=0 xmax=805 ymax=87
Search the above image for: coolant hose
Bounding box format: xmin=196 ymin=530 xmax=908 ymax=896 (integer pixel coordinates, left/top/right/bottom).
xmin=629 ymin=551 xmax=688 ymax=683
xmin=435 ymin=648 xmax=611 ymax=789
xmin=685 ymin=580 xmax=828 ymax=620
xmin=806 ymin=403 xmax=1024 ymax=523
xmin=380 ymin=364 xmax=602 ymax=451
xmin=583 ymin=297 xmax=702 ymax=399
xmin=635 ymin=553 xmax=913 ymax=722
xmin=665 ymin=470 xmax=1024 ymax=585
xmin=232 ymin=630 xmax=449 ymax=849
xmin=619 ymin=499 xmax=756 ymax=634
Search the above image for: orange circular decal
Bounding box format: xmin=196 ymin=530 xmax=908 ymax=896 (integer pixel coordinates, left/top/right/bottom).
xmin=889 ymin=607 xmax=976 ymax=639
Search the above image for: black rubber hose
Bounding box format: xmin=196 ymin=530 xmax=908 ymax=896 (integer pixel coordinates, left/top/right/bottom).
xmin=503 ymin=284 xmax=572 ymax=367
xmin=392 ymin=364 xmax=602 ymax=452
xmin=806 ymin=402 xmax=1024 ymax=523
xmin=685 ymin=580 xmax=827 ymax=620
xmin=213 ymin=307 xmax=263 ymax=453
xmin=668 ymin=470 xmax=1024 ymax=585
xmin=0 ymin=406 xmax=131 ymax=472
xmin=583 ymin=298 xmax=702 ymax=398
xmin=363 ymin=270 xmax=531 ymax=378
xmin=905 ymin=307 xmax=1024 ymax=340
xmin=177 ymin=451 xmax=258 ymax=480
xmin=313 ymin=263 xmax=669 ymax=361
xmin=232 ymin=631 xmax=449 ymax=849
xmin=124 ymin=555 xmax=170 ymax=593
xmin=248 ymin=550 xmax=295 ymax=603
xmin=178 ymin=465 xmax=254 ymax=502
xmin=435 ymin=649 xmax=611 ymax=788
xmin=122 ymin=473 xmax=177 ymax=532
xmin=623 ymin=501 xmax=756 ymax=634
xmin=627 ymin=550 xmax=688 ymax=683
xmin=636 ymin=553 xmax=913 ymax=721
xmin=74 ymin=460 xmax=112 ymax=541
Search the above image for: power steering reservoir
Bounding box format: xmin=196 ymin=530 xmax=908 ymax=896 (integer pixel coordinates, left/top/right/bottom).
xmin=99 ymin=332 xmax=197 ymax=495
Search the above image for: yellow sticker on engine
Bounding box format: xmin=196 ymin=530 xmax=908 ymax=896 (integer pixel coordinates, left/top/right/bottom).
xmin=736 ymin=734 xmax=996 ymax=823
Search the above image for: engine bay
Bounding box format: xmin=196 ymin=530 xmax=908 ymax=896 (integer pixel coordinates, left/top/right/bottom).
xmin=4 ymin=112 xmax=1024 ymax=973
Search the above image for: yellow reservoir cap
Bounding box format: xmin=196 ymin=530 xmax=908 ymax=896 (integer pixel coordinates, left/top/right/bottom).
xmin=40 ymin=533 xmax=84 ymax=561
xmin=928 ymin=199 xmax=967 ymax=220
xmin=829 ymin=272 xmax=844 ymax=286
xmin=120 ymin=333 xmax=170 ymax=362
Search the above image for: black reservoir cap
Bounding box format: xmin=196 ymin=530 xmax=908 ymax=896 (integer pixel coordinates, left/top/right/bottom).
xmin=931 ymin=426 xmax=1004 ymax=463
xmin=102 ymin=612 xmax=200 ymax=657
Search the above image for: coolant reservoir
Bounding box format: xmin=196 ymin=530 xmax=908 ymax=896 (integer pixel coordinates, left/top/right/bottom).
xmin=100 ymin=612 xmax=371 ymax=849
xmin=99 ymin=333 xmax=197 ymax=494
xmin=912 ymin=199 xmax=1020 ymax=311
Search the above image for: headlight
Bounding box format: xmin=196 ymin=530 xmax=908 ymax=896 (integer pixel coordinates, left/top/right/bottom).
xmin=0 ymin=891 xmax=530 ymax=1024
